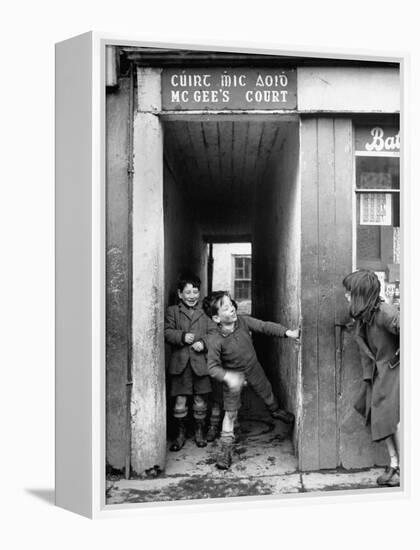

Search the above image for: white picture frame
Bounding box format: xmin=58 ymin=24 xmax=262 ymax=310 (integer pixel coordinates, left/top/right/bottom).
xmin=55 ymin=32 xmax=408 ymax=518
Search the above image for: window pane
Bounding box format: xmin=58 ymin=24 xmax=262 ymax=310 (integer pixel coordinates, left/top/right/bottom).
xmin=244 ymin=257 xmax=251 ymax=278
xmin=234 ymin=281 xmax=251 ymax=300
xmin=356 ymin=156 xmax=399 ymax=190
xmin=235 ymin=257 xmax=244 ymax=278
xmin=234 ymin=256 xmax=251 ymax=279
xmin=355 ymin=156 xmax=400 ymax=283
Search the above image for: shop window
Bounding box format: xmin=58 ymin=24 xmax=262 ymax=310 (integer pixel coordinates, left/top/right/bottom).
xmin=233 ymin=256 xmax=251 ymax=300
xmin=355 ymin=125 xmax=400 ymax=304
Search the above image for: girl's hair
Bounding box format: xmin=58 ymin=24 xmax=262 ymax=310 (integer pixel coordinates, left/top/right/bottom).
xmin=342 ymin=269 xmax=381 ymax=324
xmin=177 ymin=271 xmax=201 ymax=292
xmin=202 ymin=290 xmax=230 ymax=318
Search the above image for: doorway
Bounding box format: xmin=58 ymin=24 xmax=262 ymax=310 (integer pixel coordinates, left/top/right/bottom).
xmin=163 ymin=116 xmax=301 ymax=465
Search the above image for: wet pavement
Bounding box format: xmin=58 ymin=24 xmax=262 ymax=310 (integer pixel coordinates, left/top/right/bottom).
xmin=106 ymin=416 xmax=400 ymax=505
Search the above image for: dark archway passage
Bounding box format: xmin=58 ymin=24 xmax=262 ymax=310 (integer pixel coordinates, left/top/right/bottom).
xmin=162 ymin=116 xmax=301 ymax=467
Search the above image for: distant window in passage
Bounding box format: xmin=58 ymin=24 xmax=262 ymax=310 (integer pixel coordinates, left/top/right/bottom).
xmin=233 ymin=256 xmax=251 ymax=300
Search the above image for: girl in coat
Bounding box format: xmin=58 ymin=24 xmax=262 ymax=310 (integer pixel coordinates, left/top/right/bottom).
xmin=343 ymin=269 xmax=400 ymax=486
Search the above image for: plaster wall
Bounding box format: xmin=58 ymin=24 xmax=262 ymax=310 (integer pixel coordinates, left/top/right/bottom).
xmin=105 ymin=77 xmax=131 ymax=471
xmin=212 ymin=243 xmax=251 ymax=291
xmin=298 ymin=66 xmax=400 ymax=112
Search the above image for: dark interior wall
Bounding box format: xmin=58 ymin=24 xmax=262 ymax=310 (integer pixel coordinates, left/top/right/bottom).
xmin=163 ymin=163 xmax=207 ymax=309
xmin=253 ymin=122 xmax=301 ymax=416
xmin=106 ymin=77 xmax=131 ymax=471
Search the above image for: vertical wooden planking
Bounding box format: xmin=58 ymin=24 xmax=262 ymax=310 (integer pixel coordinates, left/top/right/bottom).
xmin=300 ymin=117 xmax=320 ymax=471
xmin=333 ymin=118 xmax=353 ymax=317
xmin=233 ymin=121 xmax=248 ymax=198
xmin=218 ymin=121 xmax=233 ymax=190
xmin=333 ymin=119 xmax=353 ymax=466
xmin=234 ymin=121 xmax=251 ymax=226
xmin=333 ymin=119 xmax=389 ymax=468
xmin=239 ymin=121 xmax=251 ymax=190
xmin=187 ymin=121 xmax=213 ymax=197
xmin=202 ymin=120 xmax=220 ymax=192
xmin=241 ymin=122 xmax=263 ymax=225
xmin=317 ymin=118 xmax=338 ymax=468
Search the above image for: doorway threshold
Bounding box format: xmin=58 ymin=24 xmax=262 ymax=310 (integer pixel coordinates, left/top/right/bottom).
xmin=107 ymin=418 xmax=298 ymax=504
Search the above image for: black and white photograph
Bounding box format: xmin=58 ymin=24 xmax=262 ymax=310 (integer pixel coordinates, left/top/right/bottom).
xmin=5 ymin=0 xmax=420 ymax=546
xmin=104 ymin=45 xmax=402 ymax=505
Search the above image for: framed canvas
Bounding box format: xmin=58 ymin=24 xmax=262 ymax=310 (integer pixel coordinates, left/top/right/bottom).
xmin=55 ymin=33 xmax=408 ymax=518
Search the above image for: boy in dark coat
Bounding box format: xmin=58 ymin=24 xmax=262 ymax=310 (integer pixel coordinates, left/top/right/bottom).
xmin=203 ymin=290 xmax=300 ymax=469
xmin=165 ymin=272 xmax=218 ymax=451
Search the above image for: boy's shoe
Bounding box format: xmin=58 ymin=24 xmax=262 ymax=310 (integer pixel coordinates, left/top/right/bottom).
xmin=206 ymin=422 xmax=220 ymax=442
xmin=233 ymin=422 xmax=243 ymax=443
xmin=170 ymin=418 xmax=187 ymax=452
xmin=194 ymin=419 xmax=207 ymax=448
xmin=216 ymin=440 xmax=233 ymax=470
xmin=270 ymin=408 xmax=295 ymax=424
xmin=377 ymin=466 xmax=400 ymax=486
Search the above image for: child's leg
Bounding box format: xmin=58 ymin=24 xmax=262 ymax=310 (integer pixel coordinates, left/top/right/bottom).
xmin=216 ymin=384 xmax=241 ymax=469
xmin=244 ymin=360 xmax=277 ymax=405
xmin=174 ymin=395 xmax=188 ymax=419
xmin=207 ymin=379 xmax=223 ymax=442
xmin=216 ymin=410 xmax=237 ymax=470
xmin=170 ymin=395 xmax=188 ymax=452
xmin=192 ymin=394 xmax=208 ymax=447
xmin=207 ymin=401 xmax=222 ymax=442
xmin=393 ymin=423 xmax=400 ymax=459
xmin=245 ymin=361 xmax=295 ymax=424
xmin=221 ymin=410 xmax=237 ymax=442
xmin=377 ymin=433 xmax=400 ymax=485
xmin=385 ymin=435 xmax=399 ymax=469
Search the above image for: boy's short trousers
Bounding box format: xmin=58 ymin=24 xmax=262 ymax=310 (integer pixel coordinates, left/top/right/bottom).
xmin=170 ymin=361 xmax=212 ymax=396
xmin=223 ymin=385 xmax=242 ymax=412
xmin=210 ymin=377 xmax=224 ymax=405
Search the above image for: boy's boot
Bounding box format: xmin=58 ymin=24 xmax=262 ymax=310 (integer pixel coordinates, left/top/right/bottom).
xmin=377 ymin=466 xmax=400 ymax=486
xmin=270 ymin=408 xmax=295 ymax=424
xmin=268 ymin=400 xmax=295 ymax=425
xmin=194 ymin=419 xmax=207 ymax=448
xmin=206 ymin=417 xmax=221 ymax=442
xmin=170 ymin=418 xmax=187 ymax=452
xmin=216 ymin=438 xmax=233 ymax=470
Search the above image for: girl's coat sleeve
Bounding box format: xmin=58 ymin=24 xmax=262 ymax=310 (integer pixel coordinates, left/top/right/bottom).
xmin=381 ymin=306 xmax=400 ymax=336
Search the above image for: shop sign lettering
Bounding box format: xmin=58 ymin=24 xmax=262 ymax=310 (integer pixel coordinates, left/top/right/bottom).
xmin=161 ymin=68 xmax=297 ymax=110
xmin=356 ymin=126 xmax=400 ymax=152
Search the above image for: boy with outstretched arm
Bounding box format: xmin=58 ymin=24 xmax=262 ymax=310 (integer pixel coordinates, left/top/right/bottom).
xmin=203 ymin=291 xmax=300 ymax=469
